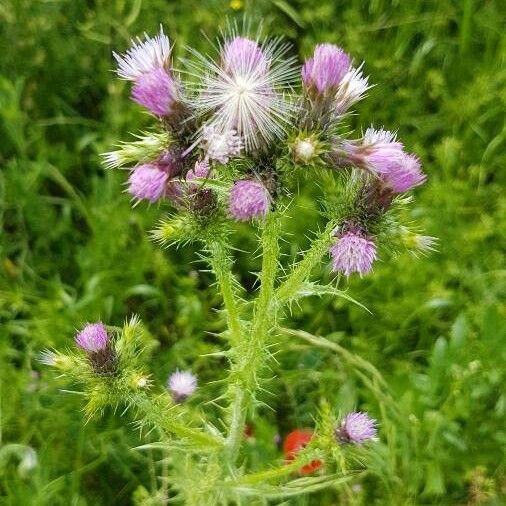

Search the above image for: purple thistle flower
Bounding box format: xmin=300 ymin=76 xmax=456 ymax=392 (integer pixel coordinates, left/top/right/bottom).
xmin=167 ymin=370 xmax=197 ymax=402
xmin=302 ymin=44 xmax=352 ymax=94
xmin=223 ymin=36 xmax=268 ymax=75
xmin=186 ymin=160 xmax=211 ymax=184
xmin=113 ymin=27 xmax=178 ymax=116
xmin=336 ymin=412 xmax=378 ymax=444
xmin=75 ymin=323 xmax=108 ymax=353
xmin=187 ymin=33 xmax=298 ymax=151
xmin=340 ymin=128 xmax=425 ymax=193
xmin=229 ymin=179 xmax=270 ymax=221
xmin=330 ymin=230 xmax=377 ymax=277
xmin=380 ymin=153 xmax=426 ymax=193
xmin=131 ymin=67 xmax=177 ymax=116
xmin=127 ymin=164 xmax=169 ymax=203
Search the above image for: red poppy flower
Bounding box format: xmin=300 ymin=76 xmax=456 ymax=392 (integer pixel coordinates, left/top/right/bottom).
xmin=282 ymin=429 xmax=322 ymax=475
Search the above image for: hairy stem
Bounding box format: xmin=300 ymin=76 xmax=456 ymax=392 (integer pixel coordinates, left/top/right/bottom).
xmin=207 ymin=239 xmax=243 ymax=347
xmin=131 ymin=392 xmax=223 ymax=449
xmin=275 ymin=221 xmax=335 ymax=305
xmin=224 ymin=211 xmax=281 ymax=464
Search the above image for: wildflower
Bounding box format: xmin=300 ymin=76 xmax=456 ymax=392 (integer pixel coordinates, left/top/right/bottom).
xmin=167 ymin=370 xmax=198 ymax=402
xmin=335 ymin=412 xmax=377 ymax=444
xmin=186 ymin=160 xmax=211 ymax=184
xmin=283 ymin=430 xmax=322 ymax=475
xmin=75 ymin=323 xmax=117 ymax=374
xmin=229 ymin=179 xmax=270 ymax=221
xmin=330 ymin=229 xmax=377 ymax=276
xmin=381 ymin=152 xmax=425 ymax=193
xmin=334 ymin=65 xmax=370 ymax=113
xmin=127 ymin=164 xmax=170 ymax=203
xmin=75 ymin=323 xmax=109 ymax=353
xmin=114 ymin=27 xmax=178 ymax=116
xmin=186 ymin=33 xmax=297 ymax=151
xmin=201 ymin=125 xmax=242 ymax=164
xmin=301 ymin=44 xmax=351 ymax=94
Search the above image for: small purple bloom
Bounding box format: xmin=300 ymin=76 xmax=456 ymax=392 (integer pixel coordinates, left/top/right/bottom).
xmin=127 ymin=164 xmax=169 ymax=203
xmin=380 ymin=153 xmax=426 ymax=193
xmin=167 ymin=370 xmax=198 ymax=402
xmin=186 ymin=160 xmax=211 ymax=184
xmin=131 ymin=67 xmax=177 ymax=116
xmin=75 ymin=323 xmax=108 ymax=353
xmin=223 ymin=37 xmax=268 ymax=76
xmin=336 ymin=412 xmax=378 ymax=444
xmin=302 ymin=44 xmax=351 ymax=94
xmin=229 ymin=179 xmax=270 ymax=221
xmin=330 ymin=230 xmax=377 ymax=277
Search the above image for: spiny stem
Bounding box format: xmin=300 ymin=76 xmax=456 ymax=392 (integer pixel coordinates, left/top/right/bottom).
xmin=131 ymin=392 xmax=223 ymax=449
xmin=275 ymin=221 xmax=335 ymax=305
xmin=207 ymin=239 xmax=243 ymax=347
xmin=224 ymin=211 xmax=281 ymax=464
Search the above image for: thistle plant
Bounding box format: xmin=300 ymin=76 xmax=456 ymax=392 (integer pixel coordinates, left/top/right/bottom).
xmin=41 ymin=22 xmax=434 ymax=504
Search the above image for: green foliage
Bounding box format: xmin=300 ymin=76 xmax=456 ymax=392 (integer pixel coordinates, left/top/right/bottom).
xmin=1 ymin=0 xmax=504 ymax=504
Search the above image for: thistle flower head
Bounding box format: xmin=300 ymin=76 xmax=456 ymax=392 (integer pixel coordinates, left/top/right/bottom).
xmin=186 ymin=160 xmax=211 ymax=183
xmin=167 ymin=370 xmax=198 ymax=402
xmin=127 ymin=164 xmax=169 ymax=203
xmin=114 ymin=27 xmax=172 ymax=80
xmin=380 ymin=153 xmax=426 ymax=193
xmin=330 ymin=229 xmax=377 ymax=276
xmin=336 ymin=411 xmax=378 ymax=444
xmin=131 ymin=67 xmax=177 ymax=116
xmin=229 ymin=179 xmax=270 ymax=221
xmin=185 ymin=29 xmax=298 ymax=151
xmin=301 ymin=43 xmax=351 ymax=94
xmin=334 ymin=65 xmax=370 ymax=113
xmin=114 ymin=27 xmax=178 ymax=116
xmin=75 ymin=323 xmax=109 ymax=353
xmin=339 ymin=128 xmax=425 ymax=193
xmin=222 ymin=36 xmax=269 ymax=75
xmin=201 ymin=125 xmax=242 ymax=164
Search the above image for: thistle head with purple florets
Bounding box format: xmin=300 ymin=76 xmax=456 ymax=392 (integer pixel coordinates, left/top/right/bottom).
xmin=229 ymin=179 xmax=270 ymax=221
xmin=330 ymin=228 xmax=377 ymax=277
xmin=302 ymin=43 xmax=352 ymax=94
xmin=114 ymin=27 xmax=178 ymax=117
xmin=75 ymin=323 xmax=117 ymax=374
xmin=75 ymin=322 xmax=109 ymax=352
xmin=167 ymin=370 xmax=198 ymax=402
xmin=336 ymin=411 xmax=378 ymax=444
xmin=127 ymin=164 xmax=170 ymax=203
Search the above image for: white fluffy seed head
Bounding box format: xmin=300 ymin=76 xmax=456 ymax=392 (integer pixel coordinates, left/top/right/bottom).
xmin=182 ymin=31 xmax=298 ymax=152
xmin=114 ymin=26 xmax=171 ymax=80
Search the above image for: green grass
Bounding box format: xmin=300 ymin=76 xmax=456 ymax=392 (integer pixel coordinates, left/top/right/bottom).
xmin=1 ymin=0 xmax=504 ymax=504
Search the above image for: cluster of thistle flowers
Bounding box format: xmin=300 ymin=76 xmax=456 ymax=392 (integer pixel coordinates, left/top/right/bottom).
xmin=104 ymin=26 xmax=433 ymax=277
xmin=54 ymin=322 xmax=378 ymax=466
xmin=68 ymin=322 xmax=197 ymax=402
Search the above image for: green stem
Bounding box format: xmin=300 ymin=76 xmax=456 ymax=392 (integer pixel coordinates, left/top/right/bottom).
xmin=224 ymin=212 xmax=281 ymax=463
xmin=275 ymin=221 xmax=335 ymax=305
xmin=207 ymin=239 xmax=242 ymax=347
xmin=131 ymin=392 xmax=223 ymax=450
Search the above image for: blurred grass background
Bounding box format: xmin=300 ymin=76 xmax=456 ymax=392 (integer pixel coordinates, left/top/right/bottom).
xmin=0 ymin=0 xmax=504 ymax=504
